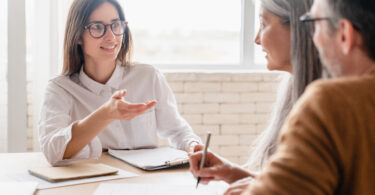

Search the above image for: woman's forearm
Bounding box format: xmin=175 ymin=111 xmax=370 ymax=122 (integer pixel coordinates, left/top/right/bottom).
xmin=63 ymin=105 xmax=113 ymax=159
xmin=227 ymin=165 xmax=255 ymax=184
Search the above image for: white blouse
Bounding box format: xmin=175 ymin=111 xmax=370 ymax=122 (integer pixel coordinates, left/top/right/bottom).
xmin=38 ymin=63 xmax=201 ymax=166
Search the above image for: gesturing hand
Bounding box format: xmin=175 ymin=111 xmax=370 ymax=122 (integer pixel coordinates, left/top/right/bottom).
xmin=104 ymin=89 xmax=157 ymax=120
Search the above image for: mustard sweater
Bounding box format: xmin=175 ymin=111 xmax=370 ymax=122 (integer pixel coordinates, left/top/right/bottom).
xmin=244 ymin=74 xmax=375 ymax=195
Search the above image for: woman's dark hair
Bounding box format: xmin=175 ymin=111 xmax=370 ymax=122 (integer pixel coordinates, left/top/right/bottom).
xmin=62 ymin=0 xmax=133 ymax=76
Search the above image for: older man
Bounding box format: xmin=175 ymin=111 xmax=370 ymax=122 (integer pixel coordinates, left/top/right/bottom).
xmin=190 ymin=0 xmax=375 ymax=193
xmin=240 ymin=0 xmax=375 ymax=194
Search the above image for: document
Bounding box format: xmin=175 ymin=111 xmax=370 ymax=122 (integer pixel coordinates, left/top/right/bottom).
xmin=108 ymin=147 xmax=189 ymax=171
xmin=5 ymin=164 xmax=139 ymax=189
xmin=0 ymin=182 xmax=37 ymax=195
xmin=94 ymin=183 xmax=223 ymax=195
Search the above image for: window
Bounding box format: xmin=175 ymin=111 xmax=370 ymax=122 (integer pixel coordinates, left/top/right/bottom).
xmin=121 ymin=0 xmax=241 ymax=66
xmin=33 ymin=0 xmax=265 ymax=70
xmin=254 ymin=0 xmax=267 ymax=65
xmin=0 ymin=0 xmax=8 ymax=152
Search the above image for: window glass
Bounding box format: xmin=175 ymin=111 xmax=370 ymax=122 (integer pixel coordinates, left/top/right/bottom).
xmin=253 ymin=0 xmax=267 ymax=65
xmin=121 ymin=0 xmax=241 ymax=65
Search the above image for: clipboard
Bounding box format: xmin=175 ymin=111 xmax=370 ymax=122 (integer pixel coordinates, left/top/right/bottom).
xmin=108 ymin=147 xmax=189 ymax=171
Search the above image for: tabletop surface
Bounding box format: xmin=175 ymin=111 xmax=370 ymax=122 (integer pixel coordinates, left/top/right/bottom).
xmin=0 ymin=152 xmax=195 ymax=195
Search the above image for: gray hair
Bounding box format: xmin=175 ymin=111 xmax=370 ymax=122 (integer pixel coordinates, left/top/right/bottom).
xmin=326 ymin=0 xmax=375 ymax=61
xmin=247 ymin=0 xmax=323 ymax=171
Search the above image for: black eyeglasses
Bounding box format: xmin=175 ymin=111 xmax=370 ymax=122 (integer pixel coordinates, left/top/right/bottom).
xmin=300 ymin=12 xmax=331 ymax=37
xmin=84 ymin=20 xmax=128 ymax=39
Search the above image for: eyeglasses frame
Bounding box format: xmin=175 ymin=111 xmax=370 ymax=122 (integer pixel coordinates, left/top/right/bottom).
xmin=84 ymin=20 xmax=128 ymax=39
xmin=299 ymin=12 xmax=332 ymax=36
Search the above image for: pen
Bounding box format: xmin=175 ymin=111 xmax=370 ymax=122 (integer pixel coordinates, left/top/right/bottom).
xmin=196 ymin=131 xmax=211 ymax=189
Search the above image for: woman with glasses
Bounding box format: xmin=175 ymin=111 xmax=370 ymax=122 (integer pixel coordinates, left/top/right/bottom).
xmin=38 ymin=0 xmax=201 ymax=166
xmin=190 ymin=0 xmax=323 ymax=194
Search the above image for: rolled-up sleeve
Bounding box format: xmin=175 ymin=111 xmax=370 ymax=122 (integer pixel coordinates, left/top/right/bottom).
xmin=38 ymin=81 xmax=102 ymax=166
xmin=153 ymin=70 xmax=202 ymax=151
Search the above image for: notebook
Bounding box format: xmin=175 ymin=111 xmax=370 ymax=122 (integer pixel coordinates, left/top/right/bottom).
xmin=28 ymin=163 xmax=118 ymax=182
xmin=108 ymin=147 xmax=189 ymax=171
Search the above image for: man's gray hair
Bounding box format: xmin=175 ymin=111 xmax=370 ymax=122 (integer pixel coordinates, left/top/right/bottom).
xmin=326 ymin=0 xmax=375 ymax=61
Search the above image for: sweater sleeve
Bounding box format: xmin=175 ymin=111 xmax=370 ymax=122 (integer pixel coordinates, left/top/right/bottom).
xmin=243 ymin=83 xmax=341 ymax=195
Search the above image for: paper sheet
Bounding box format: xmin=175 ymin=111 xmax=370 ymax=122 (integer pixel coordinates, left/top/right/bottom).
xmin=4 ymin=164 xmax=138 ymax=189
xmin=0 ymin=182 xmax=38 ymax=195
xmin=108 ymin=147 xmax=188 ymax=170
xmin=94 ymin=182 xmax=229 ymax=195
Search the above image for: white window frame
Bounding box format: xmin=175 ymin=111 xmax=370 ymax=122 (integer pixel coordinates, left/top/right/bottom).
xmin=7 ymin=0 xmax=27 ymax=152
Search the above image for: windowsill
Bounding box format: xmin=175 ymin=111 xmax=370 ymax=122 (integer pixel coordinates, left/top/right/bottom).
xmin=156 ymin=63 xmax=275 ymax=73
xmin=162 ymin=69 xmax=277 ymax=73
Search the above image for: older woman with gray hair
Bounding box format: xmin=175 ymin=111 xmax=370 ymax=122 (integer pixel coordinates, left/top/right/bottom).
xmin=189 ymin=0 xmax=323 ymax=194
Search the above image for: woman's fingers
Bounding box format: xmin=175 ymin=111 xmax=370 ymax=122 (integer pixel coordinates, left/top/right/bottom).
xmin=118 ymin=100 xmax=157 ymax=111
xmin=189 ymin=151 xmax=223 ymax=180
xmin=187 ymin=142 xmax=202 ymax=156
xmin=112 ymin=89 xmax=127 ymax=99
xmin=199 ymin=166 xmax=221 ymax=178
xmin=224 ymin=176 xmax=254 ymax=195
xmin=145 ymin=100 xmax=157 ymax=108
xmin=224 ymin=188 xmax=244 ymax=195
xmin=189 ymin=152 xmax=203 ymax=176
xmin=193 ymin=144 xmax=204 ymax=153
xmin=114 ymin=100 xmax=157 ymax=120
xmin=198 ymin=177 xmax=215 ymax=185
xmin=224 ymin=182 xmax=251 ymax=195
xmin=107 ymin=90 xmax=158 ymax=120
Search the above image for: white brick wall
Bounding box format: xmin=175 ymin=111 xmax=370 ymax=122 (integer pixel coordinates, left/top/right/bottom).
xmin=162 ymin=72 xmax=280 ymax=164
xmin=23 ymin=72 xmax=281 ymax=164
